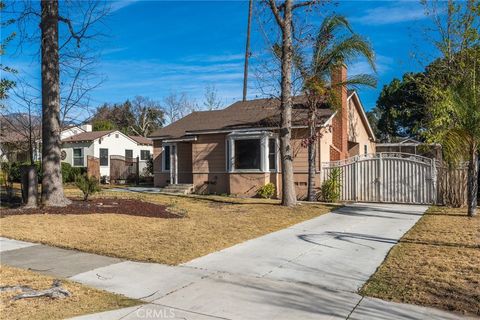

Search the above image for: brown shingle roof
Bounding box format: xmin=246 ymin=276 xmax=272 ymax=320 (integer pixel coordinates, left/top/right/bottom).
xmin=62 ymin=131 xmax=153 ymax=145
xmin=130 ymin=135 xmax=153 ymax=145
xmin=62 ymin=130 xmax=114 ymax=143
xmin=150 ymin=97 xmax=334 ymax=139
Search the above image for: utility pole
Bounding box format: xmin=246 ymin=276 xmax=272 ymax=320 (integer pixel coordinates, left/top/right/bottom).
xmin=242 ymin=0 xmax=253 ymax=101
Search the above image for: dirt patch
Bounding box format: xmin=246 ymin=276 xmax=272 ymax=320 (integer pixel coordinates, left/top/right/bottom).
xmin=0 ymin=265 xmax=141 ymax=320
xmin=0 ymin=198 xmax=181 ymax=219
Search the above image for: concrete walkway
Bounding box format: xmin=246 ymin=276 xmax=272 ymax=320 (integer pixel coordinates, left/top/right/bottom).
xmin=0 ymin=203 xmax=471 ymax=320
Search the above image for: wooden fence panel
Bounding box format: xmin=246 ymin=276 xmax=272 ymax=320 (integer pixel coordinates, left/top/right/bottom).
xmin=110 ymin=155 xmax=139 ymax=184
xmin=87 ymin=156 xmax=100 ymax=181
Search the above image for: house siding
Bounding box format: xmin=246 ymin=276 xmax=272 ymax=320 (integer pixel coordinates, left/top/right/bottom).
xmin=347 ymin=97 xmax=376 ymax=155
xmin=192 ymin=134 xmax=226 ymax=173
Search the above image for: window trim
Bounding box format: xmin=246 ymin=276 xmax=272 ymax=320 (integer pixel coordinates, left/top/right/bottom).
xmin=227 ymin=131 xmax=276 ymax=173
xmin=73 ymin=148 xmax=84 ymax=167
xmin=234 ymin=138 xmax=262 ymax=171
xmin=140 ymin=150 xmax=151 ymax=161
xmin=162 ymin=144 xmax=172 ymax=172
xmin=268 ymin=138 xmax=278 ymax=172
xmin=99 ymin=148 xmax=109 ymax=167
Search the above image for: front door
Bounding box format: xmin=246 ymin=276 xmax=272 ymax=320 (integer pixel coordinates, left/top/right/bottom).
xmin=170 ymin=144 xmax=177 ymax=184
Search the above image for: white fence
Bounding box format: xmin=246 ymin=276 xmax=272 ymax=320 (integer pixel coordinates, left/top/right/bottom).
xmin=321 ymin=153 xmax=437 ymax=204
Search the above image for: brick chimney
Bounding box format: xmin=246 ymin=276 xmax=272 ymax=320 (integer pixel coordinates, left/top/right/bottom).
xmin=330 ymin=64 xmax=348 ymax=161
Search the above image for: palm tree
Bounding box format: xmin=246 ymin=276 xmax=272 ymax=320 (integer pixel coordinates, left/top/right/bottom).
xmin=426 ymin=50 xmax=479 ymax=216
xmin=294 ymin=15 xmax=377 ymax=201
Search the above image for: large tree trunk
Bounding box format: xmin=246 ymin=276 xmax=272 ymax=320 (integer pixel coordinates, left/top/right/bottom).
xmin=279 ymin=0 xmax=297 ymax=206
xmin=40 ymin=0 xmax=70 ymax=207
xmin=307 ymin=108 xmax=316 ymax=201
xmin=467 ymin=143 xmax=478 ymax=217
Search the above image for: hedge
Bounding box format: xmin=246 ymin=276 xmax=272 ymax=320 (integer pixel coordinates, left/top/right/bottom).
xmin=1 ymin=161 xmax=86 ymax=183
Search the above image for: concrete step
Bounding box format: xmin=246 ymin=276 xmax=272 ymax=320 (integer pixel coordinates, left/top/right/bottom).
xmin=164 ymin=184 xmax=194 ymax=189
xmin=160 ymin=184 xmax=194 ymax=195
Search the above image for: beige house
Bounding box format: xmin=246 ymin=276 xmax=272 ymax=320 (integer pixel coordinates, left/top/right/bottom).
xmin=150 ymin=67 xmax=376 ymax=199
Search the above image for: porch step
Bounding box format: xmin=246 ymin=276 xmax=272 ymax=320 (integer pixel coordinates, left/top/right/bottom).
xmin=159 ymin=184 xmax=194 ymax=195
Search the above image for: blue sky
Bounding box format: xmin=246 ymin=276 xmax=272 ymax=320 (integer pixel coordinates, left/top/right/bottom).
xmin=3 ymin=0 xmax=439 ymax=114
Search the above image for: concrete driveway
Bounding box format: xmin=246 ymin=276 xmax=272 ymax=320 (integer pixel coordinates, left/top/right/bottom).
xmin=1 ymin=203 xmax=466 ymax=319
xmin=184 ymin=202 xmax=426 ymax=293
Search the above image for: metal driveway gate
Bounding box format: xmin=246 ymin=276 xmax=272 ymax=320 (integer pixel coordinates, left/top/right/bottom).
xmin=321 ymin=153 xmax=436 ymax=204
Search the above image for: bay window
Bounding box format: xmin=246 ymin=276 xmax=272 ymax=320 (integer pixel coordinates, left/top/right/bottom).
xmin=234 ymin=139 xmax=261 ymax=170
xmin=227 ymin=132 xmax=277 ymax=172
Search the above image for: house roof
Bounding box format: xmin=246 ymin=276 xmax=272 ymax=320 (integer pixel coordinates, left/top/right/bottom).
xmin=150 ymin=97 xmax=334 ymax=139
xmin=62 ymin=130 xmax=114 ymax=143
xmin=62 ymin=130 xmax=154 ymax=146
xmin=130 ymin=135 xmax=153 ymax=145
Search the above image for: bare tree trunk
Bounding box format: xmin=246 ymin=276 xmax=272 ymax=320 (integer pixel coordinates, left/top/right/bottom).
xmin=467 ymin=143 xmax=478 ymax=217
xmin=242 ymin=0 xmax=253 ymax=102
xmin=40 ymin=0 xmax=70 ymax=207
xmin=279 ymin=0 xmax=297 ymax=206
xmin=21 ymin=165 xmax=37 ymax=208
xmin=307 ymin=108 xmax=316 ymax=201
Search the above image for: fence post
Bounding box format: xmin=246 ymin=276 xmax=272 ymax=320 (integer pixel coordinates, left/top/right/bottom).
xmin=378 ymin=154 xmax=383 ymax=202
xmin=136 ymin=156 xmax=140 ymax=186
xmin=431 ymin=159 xmax=437 ymax=204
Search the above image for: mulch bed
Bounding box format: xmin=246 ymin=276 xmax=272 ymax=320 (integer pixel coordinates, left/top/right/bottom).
xmin=0 ymin=198 xmax=181 ymax=219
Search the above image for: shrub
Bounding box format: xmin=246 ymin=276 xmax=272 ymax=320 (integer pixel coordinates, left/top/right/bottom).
xmin=318 ymin=168 xmax=342 ymax=202
xmin=257 ymin=183 xmax=276 ymax=199
xmin=75 ymin=174 xmax=101 ymax=201
xmin=61 ymin=162 xmax=72 ymax=183
xmin=1 ymin=162 xmax=14 ymax=194
xmin=69 ymin=166 xmax=86 ymax=182
xmin=2 ymin=161 xmax=83 ymax=183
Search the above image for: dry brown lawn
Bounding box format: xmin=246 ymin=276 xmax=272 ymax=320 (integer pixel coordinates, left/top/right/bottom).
xmin=0 ymin=191 xmax=337 ymax=265
xmin=360 ymin=206 xmax=480 ymax=316
xmin=0 ymin=265 xmax=140 ymax=320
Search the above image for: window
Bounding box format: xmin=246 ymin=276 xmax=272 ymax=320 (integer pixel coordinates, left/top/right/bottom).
xmin=364 ymin=145 xmax=368 ymax=155
xmin=100 ymin=148 xmax=109 ymax=166
xmin=268 ymin=139 xmax=276 ymax=171
xmin=125 ymin=149 xmax=133 ymax=159
xmin=163 ymin=145 xmax=170 ymax=171
xmin=115 ymin=133 xmax=119 ymax=138
xmin=234 ymin=139 xmax=261 ymax=170
xmin=140 ymin=150 xmax=151 ymax=160
xmin=73 ymin=148 xmax=83 ymax=166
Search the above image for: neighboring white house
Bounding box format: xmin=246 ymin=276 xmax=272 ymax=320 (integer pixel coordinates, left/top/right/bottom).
xmin=60 ymin=124 xmax=90 ymax=140
xmin=0 ymin=123 xmax=91 ymax=162
xmin=61 ymin=127 xmax=153 ymax=177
